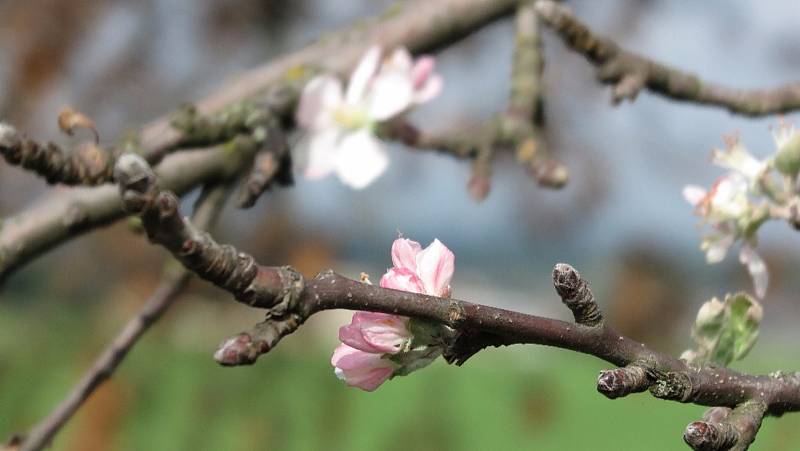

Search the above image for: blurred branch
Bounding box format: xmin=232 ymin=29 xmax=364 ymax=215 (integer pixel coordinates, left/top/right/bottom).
xmin=535 ymin=0 xmax=800 ymax=116
xmin=384 ymin=0 xmax=567 ymax=202
xmin=15 ymin=183 xmax=230 ymax=451
xmin=0 ymin=137 xmax=258 ymax=284
xmin=116 ymin=155 xmax=800 ymax=450
xmin=0 ymin=0 xmax=518 ymax=284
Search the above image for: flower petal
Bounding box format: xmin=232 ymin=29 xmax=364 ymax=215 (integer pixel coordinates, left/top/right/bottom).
xmin=296 ymin=76 xmax=343 ymax=131
xmin=333 ymin=130 xmax=389 ymax=189
xmin=331 ymin=344 xmax=394 ymax=391
xmin=346 ymin=46 xmax=381 ymax=104
xmin=415 ymin=239 xmax=455 ymax=297
xmin=391 ymin=238 xmax=422 ymax=271
xmin=300 ymin=128 xmax=341 ymax=180
xmin=339 ymin=312 xmax=410 ymax=354
xmin=366 ymin=71 xmax=414 ymax=121
xmin=413 ymin=73 xmax=443 ymax=105
xmin=411 ymin=55 xmax=435 ymax=89
xmin=739 ymin=244 xmax=768 ymax=298
xmin=379 ymin=267 xmax=425 ymax=294
xmin=703 ymin=234 xmax=735 ymax=264
xmin=712 ymin=142 xmax=765 ymax=181
xmin=682 ymin=185 xmax=707 ymax=207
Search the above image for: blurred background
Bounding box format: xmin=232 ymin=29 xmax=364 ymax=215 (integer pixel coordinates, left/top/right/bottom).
xmin=2 ymin=0 xmax=800 ymax=449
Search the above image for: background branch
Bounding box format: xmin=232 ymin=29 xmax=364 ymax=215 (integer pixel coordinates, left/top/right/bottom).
xmin=535 ymin=0 xmax=800 ymax=116
xmin=15 ymin=183 xmax=231 ymax=451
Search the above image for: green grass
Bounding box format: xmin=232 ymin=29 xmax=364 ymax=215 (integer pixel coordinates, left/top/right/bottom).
xmin=2 ymin=305 xmax=799 ymax=450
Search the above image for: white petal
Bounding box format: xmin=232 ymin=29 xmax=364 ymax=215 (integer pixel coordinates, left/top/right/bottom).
xmin=366 ymin=72 xmax=413 ymax=121
xmin=346 ymin=46 xmax=381 ymax=104
xmin=300 ymin=129 xmax=341 ymax=180
xmin=712 ymin=143 xmax=764 ymax=181
xmin=704 ymin=234 xmax=734 ymax=264
xmin=682 ymin=185 xmax=707 ymax=207
xmin=296 ymin=76 xmax=343 ymax=131
xmin=334 ymin=130 xmax=389 ymax=189
xmin=739 ymin=244 xmax=768 ymax=298
xmin=386 ymin=48 xmax=413 ymax=72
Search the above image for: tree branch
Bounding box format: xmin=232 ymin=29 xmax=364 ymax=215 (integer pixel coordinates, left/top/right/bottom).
xmin=114 ymin=155 xmax=800 ymax=449
xmin=15 ymin=183 xmax=230 ymax=451
xmin=535 ymin=0 xmax=800 ymax=116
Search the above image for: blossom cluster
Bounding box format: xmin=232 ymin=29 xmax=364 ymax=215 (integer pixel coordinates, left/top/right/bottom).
xmin=331 ymin=237 xmax=454 ymax=391
xmin=295 ymin=46 xmax=442 ymax=189
xmin=683 ymin=123 xmax=800 ymax=298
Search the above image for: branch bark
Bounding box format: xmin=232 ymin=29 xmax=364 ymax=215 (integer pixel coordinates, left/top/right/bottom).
xmin=115 ymin=154 xmax=800 ymax=450
xmin=535 ymin=0 xmax=800 ymax=116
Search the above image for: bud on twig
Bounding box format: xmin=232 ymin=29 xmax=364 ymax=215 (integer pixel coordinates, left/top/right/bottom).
xmin=552 ymin=263 xmax=602 ymax=326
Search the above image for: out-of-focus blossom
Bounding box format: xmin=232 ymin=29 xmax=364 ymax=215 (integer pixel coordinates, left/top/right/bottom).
xmin=295 ymin=46 xmax=442 ymax=189
xmin=684 ymin=137 xmax=773 ymax=298
xmin=711 ymin=140 xmax=766 ymax=183
xmin=332 ymin=236 xmax=455 ymax=391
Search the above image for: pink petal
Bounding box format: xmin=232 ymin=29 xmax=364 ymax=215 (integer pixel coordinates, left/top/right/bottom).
xmin=331 ymin=344 xmax=394 ymax=391
xmin=338 ymin=312 xmax=410 ymax=354
xmin=739 ymin=244 xmax=768 ymax=298
xmin=412 ymin=73 xmax=443 ymax=105
xmin=391 ymin=238 xmax=422 ymax=271
xmin=379 ymin=267 xmax=425 ymax=294
xmin=414 ymin=239 xmax=455 ymax=297
xmin=411 ymin=56 xmax=435 ymax=89
xmin=346 ymin=46 xmax=381 ymax=104
xmin=296 ymin=76 xmax=343 ymax=131
xmin=333 ymin=129 xmax=389 ymax=189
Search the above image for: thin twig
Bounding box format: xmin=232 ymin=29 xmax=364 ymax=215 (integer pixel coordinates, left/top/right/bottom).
xmin=115 ymin=156 xmax=800 ymax=450
xmin=16 ymin=184 xmax=230 ymax=451
xmin=535 ymin=0 xmax=800 ymax=116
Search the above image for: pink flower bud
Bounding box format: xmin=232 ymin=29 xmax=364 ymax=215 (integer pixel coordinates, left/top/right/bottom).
xmin=411 ymin=56 xmax=436 ymax=89
xmin=414 ymin=239 xmax=455 ymax=298
xmin=379 ymin=267 xmax=425 ymax=294
xmin=331 ymin=344 xmax=396 ymax=391
xmin=338 ymin=312 xmax=411 ymax=354
xmin=391 ymin=238 xmax=422 ymax=272
xmin=385 ymin=237 xmax=455 ymax=298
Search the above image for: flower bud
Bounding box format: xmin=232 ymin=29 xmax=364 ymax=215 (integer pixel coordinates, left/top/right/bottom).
xmin=774 ymin=127 xmax=800 ymax=175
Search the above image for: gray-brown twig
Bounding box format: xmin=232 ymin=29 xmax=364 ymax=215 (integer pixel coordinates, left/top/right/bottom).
xmin=15 ymin=184 xmax=230 ymax=451
xmin=535 ymin=0 xmax=800 ymax=116
xmin=114 ymin=155 xmax=800 ymax=450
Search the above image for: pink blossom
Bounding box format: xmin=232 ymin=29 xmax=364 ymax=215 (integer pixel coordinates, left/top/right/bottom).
xmin=295 ymin=46 xmax=443 ymax=189
xmin=338 ymin=312 xmax=412 ymax=354
xmin=331 ymin=344 xmax=395 ymax=391
xmin=379 ymin=267 xmax=425 ymax=294
xmin=331 ymin=236 xmax=455 ymax=390
xmin=382 ymin=237 xmax=455 ymax=298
